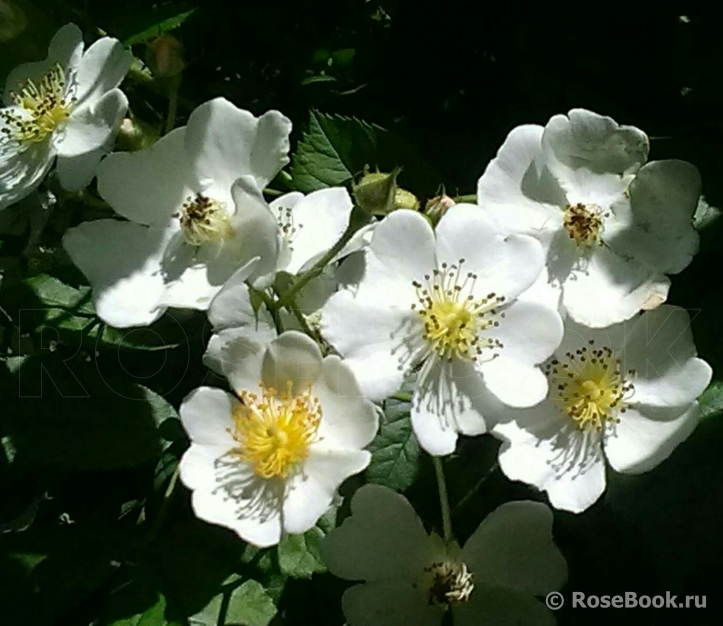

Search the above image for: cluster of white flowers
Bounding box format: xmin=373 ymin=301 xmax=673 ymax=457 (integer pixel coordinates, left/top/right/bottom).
xmin=3 ymin=24 xmax=713 ymax=626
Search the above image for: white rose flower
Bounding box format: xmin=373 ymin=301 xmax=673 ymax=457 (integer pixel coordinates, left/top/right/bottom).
xmin=477 ymin=108 xmax=702 ymax=327
xmin=0 ymin=23 xmax=130 ymax=209
xmin=63 ymin=97 xmax=291 ymax=327
xmin=180 ymin=330 xmax=379 ymax=547
xmin=321 ymin=484 xmax=567 ymax=626
xmin=321 ymin=205 xmax=564 ymax=456
xmin=492 ymin=304 xmax=712 ymax=513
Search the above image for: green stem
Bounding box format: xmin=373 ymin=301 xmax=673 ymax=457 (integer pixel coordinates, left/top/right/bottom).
xmin=391 ymin=392 xmax=412 ymax=402
xmin=146 ymin=465 xmax=179 ymax=543
xmin=452 ymin=461 xmax=499 ymax=517
xmin=253 ymin=287 xmax=284 ymax=334
xmin=263 ymin=187 xmax=284 ymax=197
xmin=433 ymin=456 xmax=453 ymax=543
xmin=164 ymin=87 xmax=178 ymax=135
xmin=452 ymin=193 xmax=477 ymax=204
xmin=275 ymin=287 xmax=318 ymax=341
xmin=276 ymin=218 xmax=361 ymax=309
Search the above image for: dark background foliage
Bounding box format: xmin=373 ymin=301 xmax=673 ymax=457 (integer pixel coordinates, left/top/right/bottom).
xmin=1 ymin=1 xmax=722 ymax=625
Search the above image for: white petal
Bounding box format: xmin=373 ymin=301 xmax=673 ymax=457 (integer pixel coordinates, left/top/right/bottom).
xmin=179 ymin=387 xmax=236 ymax=447
xmin=435 ymin=204 xmax=545 ymax=300
xmin=493 ymin=402 xmax=607 ymax=513
xmin=97 ymin=126 xmax=194 ymax=226
xmin=320 ymin=484 xmax=432 ymax=581
xmin=608 ymin=160 xmax=701 ymax=275
xmin=555 ymin=314 xmax=629 ymax=361
xmin=480 ymin=356 xmax=548 ymax=408
xmin=562 ymin=245 xmax=671 ymax=328
xmin=487 ymin=299 xmax=563 ymax=365
xmin=477 ymin=123 xmax=565 ymax=235
xmin=57 ymin=88 xmax=127 ymax=157
xmin=189 ymin=475 xmax=284 ymax=548
xmin=542 ymin=108 xmax=649 ymax=205
xmin=342 ymin=581 xmax=442 ymax=626
xmin=283 ymin=448 xmax=370 ymax=534
xmin=185 ymin=98 xmax=292 ymax=190
xmin=622 ymin=305 xmax=712 ymax=408
xmin=411 ymin=359 xmax=499 ymax=456
xmin=62 ymin=219 xmax=169 ymax=327
xmin=452 ymin=588 xmax=556 ymax=626
xmin=55 ymin=147 xmax=103 ymax=191
xmin=280 ymin=187 xmax=353 ymax=274
xmin=369 ymin=209 xmax=436 ymax=283
xmin=0 ymin=140 xmax=53 ymax=210
xmin=204 ymin=328 xmax=269 ymax=394
xmin=461 ymin=500 xmax=567 ymax=595
xmin=321 ymin=289 xmax=417 ymax=402
xmin=195 ymin=176 xmax=281 ymax=287
xmin=261 ymin=331 xmax=322 ymax=393
xmin=74 ymin=36 xmax=131 ymax=106
xmin=603 ymin=404 xmax=701 ymax=474
xmin=179 ymin=443 xmax=233 ymax=491
xmin=312 ymin=355 xmax=379 ymax=449
xmin=3 ymin=23 xmax=83 ymax=105
xmin=161 ymin=263 xmax=220 ymax=310
xmin=207 ymin=262 xmax=273 ymax=332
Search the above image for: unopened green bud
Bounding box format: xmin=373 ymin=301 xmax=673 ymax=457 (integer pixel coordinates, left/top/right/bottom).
xmin=395 ymin=187 xmax=420 ymax=211
xmin=353 ymin=168 xmax=400 ymax=216
xmin=146 ymin=34 xmax=185 ymax=78
xmin=425 ymin=194 xmax=456 ymax=226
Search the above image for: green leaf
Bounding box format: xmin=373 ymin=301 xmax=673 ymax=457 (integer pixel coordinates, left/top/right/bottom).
xmin=277 ymin=509 xmax=336 ymax=579
xmin=190 ymin=579 xmax=277 ymax=626
xmin=366 ymin=398 xmax=420 ymax=491
xmin=2 ymin=355 xmax=170 ymax=470
xmin=698 ymin=380 xmax=723 ymax=419
xmin=116 ymin=4 xmax=198 ymax=46
xmin=290 ymin=111 xmax=438 ymax=195
xmin=23 ymin=273 xmax=95 ymax=314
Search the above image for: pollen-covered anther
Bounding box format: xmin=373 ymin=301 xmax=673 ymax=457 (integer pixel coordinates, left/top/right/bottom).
xmin=177 ymin=194 xmax=234 ymax=246
xmin=546 ymin=339 xmax=635 ymax=431
xmin=276 ymin=205 xmax=302 ymax=248
xmin=563 ymin=203 xmax=607 ymax=247
xmin=0 ymin=64 xmax=74 ymax=147
xmin=230 ymin=382 xmax=322 ymax=479
xmin=411 ymin=259 xmax=505 ymax=362
xmin=424 ymin=561 xmax=474 ymax=606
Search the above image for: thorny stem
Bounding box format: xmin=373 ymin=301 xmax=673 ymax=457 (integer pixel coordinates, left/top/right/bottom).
xmin=433 ymin=456 xmax=453 ymax=543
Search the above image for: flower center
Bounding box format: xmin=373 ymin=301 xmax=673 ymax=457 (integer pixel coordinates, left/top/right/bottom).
xmin=411 ymin=260 xmax=505 ymax=362
xmin=562 ymin=203 xmax=606 ymax=247
xmin=546 ymin=341 xmax=635 ymax=431
xmin=424 ymin=561 xmax=474 ymax=606
xmin=177 ymin=194 xmax=234 ymax=246
xmin=230 ymin=383 xmax=322 ymax=479
xmin=0 ymin=64 xmax=74 ymax=146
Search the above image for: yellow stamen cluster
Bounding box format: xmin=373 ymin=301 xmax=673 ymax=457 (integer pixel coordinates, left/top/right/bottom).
xmin=230 ymin=382 xmax=322 ymax=479
xmin=177 ymin=194 xmax=234 ymax=246
xmin=562 ymin=203 xmax=607 ymax=247
xmin=546 ymin=340 xmax=635 ymax=431
xmin=0 ymin=64 xmax=73 ymax=146
xmin=424 ymin=561 xmax=474 ymax=606
xmin=411 ymin=260 xmax=505 ymax=362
